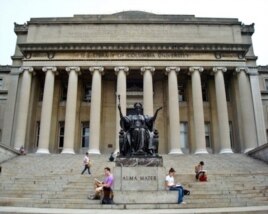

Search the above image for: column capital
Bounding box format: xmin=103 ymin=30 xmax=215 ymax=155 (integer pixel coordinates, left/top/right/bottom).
xmin=19 ymin=66 xmax=34 ymax=73
xmin=66 ymin=66 xmax=81 ymax=75
xmin=89 ymin=66 xmax=104 ymax=75
xmin=165 ymin=67 xmax=180 ymax=75
xmin=212 ymin=67 xmax=227 ymax=73
xmin=235 ymin=67 xmax=248 ymax=74
xmin=42 ymin=66 xmax=58 ymax=74
xmin=114 ymin=66 xmax=129 ymax=75
xmin=189 ymin=67 xmax=204 ymax=74
xmin=141 ymin=66 xmax=155 ymax=75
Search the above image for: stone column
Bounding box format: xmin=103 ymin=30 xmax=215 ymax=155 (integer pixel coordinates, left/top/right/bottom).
xmin=37 ymin=67 xmax=57 ymax=154
xmin=141 ymin=67 xmax=155 ymax=116
xmin=88 ymin=67 xmax=104 ymax=154
xmin=62 ymin=67 xmax=81 ymax=154
xmin=213 ymin=67 xmax=233 ymax=153
xmin=236 ymin=67 xmax=258 ymax=152
xmin=189 ymin=67 xmax=208 ymax=154
xmin=165 ymin=67 xmax=183 ymax=154
xmin=115 ymin=67 xmax=129 ymax=154
xmin=14 ymin=67 xmax=34 ymax=150
xmin=248 ymin=67 xmax=267 ymax=146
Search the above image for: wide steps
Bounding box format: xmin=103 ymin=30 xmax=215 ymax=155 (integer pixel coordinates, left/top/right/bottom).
xmin=0 ymin=154 xmax=267 ymax=209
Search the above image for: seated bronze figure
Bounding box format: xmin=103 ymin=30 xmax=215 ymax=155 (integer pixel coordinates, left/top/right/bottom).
xmin=118 ymin=101 xmax=162 ymax=157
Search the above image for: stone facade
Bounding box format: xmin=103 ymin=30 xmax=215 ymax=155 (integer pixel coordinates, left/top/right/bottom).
xmin=0 ymin=11 xmax=266 ymax=154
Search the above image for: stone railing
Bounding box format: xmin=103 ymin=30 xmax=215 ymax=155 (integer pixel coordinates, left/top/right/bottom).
xmin=0 ymin=143 xmax=20 ymax=164
xmin=247 ymin=143 xmax=268 ymax=163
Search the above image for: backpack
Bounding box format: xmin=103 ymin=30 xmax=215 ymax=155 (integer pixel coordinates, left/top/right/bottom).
xmin=101 ymin=187 xmax=114 ymax=204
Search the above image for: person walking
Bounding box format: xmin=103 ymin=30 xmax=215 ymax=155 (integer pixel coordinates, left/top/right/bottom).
xmin=81 ymin=152 xmax=91 ymax=175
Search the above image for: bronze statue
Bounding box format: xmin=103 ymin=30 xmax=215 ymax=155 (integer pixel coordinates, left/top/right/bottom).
xmin=118 ymin=96 xmax=162 ymax=156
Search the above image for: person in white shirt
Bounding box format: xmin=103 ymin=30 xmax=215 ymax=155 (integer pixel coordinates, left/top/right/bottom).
xmin=165 ymin=168 xmax=185 ymax=204
xmin=81 ymin=152 xmax=91 ymax=175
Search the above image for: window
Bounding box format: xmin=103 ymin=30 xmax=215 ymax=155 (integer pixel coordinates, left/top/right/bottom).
xmin=229 ymin=121 xmax=234 ymax=149
xmin=58 ymin=121 xmax=65 ymax=148
xmin=0 ymin=78 xmax=3 ymax=87
xmin=61 ymin=82 xmax=68 ymax=101
xmin=205 ymin=122 xmax=211 ymax=148
xmin=127 ymin=80 xmax=143 ymax=92
xmin=178 ymin=84 xmax=186 ymax=102
xmin=180 ymin=122 xmax=188 ymax=148
xmin=265 ymin=79 xmax=268 ymax=91
xmin=81 ymin=122 xmax=90 ymax=148
xmin=35 ymin=121 xmax=40 ymax=147
xmin=83 ymin=84 xmax=91 ymax=102
xmin=225 ymin=81 xmax=231 ymax=102
xmin=39 ymin=83 xmax=44 ymax=101
xmin=202 ymin=82 xmax=209 ymax=102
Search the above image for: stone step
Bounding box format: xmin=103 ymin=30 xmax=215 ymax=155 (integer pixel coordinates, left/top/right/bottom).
xmin=1 ymin=153 xmax=268 ymax=209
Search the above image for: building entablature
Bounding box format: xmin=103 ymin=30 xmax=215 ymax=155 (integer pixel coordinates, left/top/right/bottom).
xmin=17 ymin=42 xmax=251 ymax=62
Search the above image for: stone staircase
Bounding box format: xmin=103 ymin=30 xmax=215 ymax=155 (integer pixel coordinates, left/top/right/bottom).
xmin=0 ymin=154 xmax=267 ymax=209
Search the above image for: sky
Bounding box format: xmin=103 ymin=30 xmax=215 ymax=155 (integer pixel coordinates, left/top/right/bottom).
xmin=0 ymin=0 xmax=267 ymax=65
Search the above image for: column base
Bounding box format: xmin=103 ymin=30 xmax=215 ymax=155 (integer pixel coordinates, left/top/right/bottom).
xmin=195 ymin=148 xmax=209 ymax=154
xmin=36 ymin=148 xmax=50 ymax=154
xmin=88 ymin=148 xmax=101 ymax=154
xmin=168 ymin=149 xmax=184 ymax=155
xmin=113 ymin=149 xmax=119 ymax=156
xmin=220 ymin=148 xmax=233 ymax=154
xmin=61 ymin=148 xmax=75 ymax=154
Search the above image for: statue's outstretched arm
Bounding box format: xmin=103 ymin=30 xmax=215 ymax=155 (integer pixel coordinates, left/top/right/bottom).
xmin=118 ymin=104 xmax=124 ymax=118
xmin=152 ymin=107 xmax=163 ymax=121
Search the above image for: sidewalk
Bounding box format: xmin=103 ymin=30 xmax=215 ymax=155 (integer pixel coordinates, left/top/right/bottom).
xmin=1 ymin=206 xmax=268 ymax=214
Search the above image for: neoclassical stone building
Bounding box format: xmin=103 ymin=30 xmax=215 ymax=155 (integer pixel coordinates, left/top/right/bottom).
xmin=0 ymin=11 xmax=267 ymax=154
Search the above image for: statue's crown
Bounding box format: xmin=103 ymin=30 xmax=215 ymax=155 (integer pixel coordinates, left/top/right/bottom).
xmin=134 ymin=102 xmax=143 ymax=109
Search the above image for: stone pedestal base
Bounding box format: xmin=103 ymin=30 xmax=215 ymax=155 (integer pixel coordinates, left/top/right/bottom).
xmin=115 ymin=156 xmax=163 ymax=167
xmin=113 ymin=190 xmax=177 ymax=204
xmin=114 ymin=166 xmax=166 ymax=191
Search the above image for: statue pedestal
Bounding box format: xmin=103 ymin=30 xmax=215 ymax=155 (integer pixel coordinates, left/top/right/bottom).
xmin=114 ymin=156 xmax=165 ymax=191
xmin=114 ymin=166 xmax=165 ymax=191
xmin=115 ymin=156 xmax=163 ymax=167
xmin=113 ymin=156 xmax=178 ymax=203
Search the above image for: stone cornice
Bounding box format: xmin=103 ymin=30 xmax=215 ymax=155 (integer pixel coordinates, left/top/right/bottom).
xmin=0 ymin=66 xmax=12 ymax=73
xmin=241 ymin=23 xmax=254 ymax=35
xmin=18 ymin=42 xmax=251 ymax=57
xmin=28 ymin=11 xmax=240 ymax=25
xmin=258 ymin=66 xmax=268 ymax=73
xmin=14 ymin=23 xmax=28 ymax=34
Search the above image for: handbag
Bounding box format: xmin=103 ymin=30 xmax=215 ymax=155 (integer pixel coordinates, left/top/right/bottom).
xmin=87 ymin=160 xmax=92 ymax=167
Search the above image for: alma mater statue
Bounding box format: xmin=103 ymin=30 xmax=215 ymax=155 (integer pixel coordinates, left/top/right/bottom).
xmin=118 ymin=99 xmax=162 ymax=157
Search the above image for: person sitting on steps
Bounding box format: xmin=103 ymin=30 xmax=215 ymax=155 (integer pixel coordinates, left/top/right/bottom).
xmin=165 ymin=168 xmax=189 ymax=204
xmin=89 ymin=167 xmax=114 ymax=202
xmin=195 ymin=161 xmax=207 ymax=181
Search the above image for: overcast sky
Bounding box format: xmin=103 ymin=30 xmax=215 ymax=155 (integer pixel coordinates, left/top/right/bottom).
xmin=1 ymin=0 xmax=267 ymax=65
